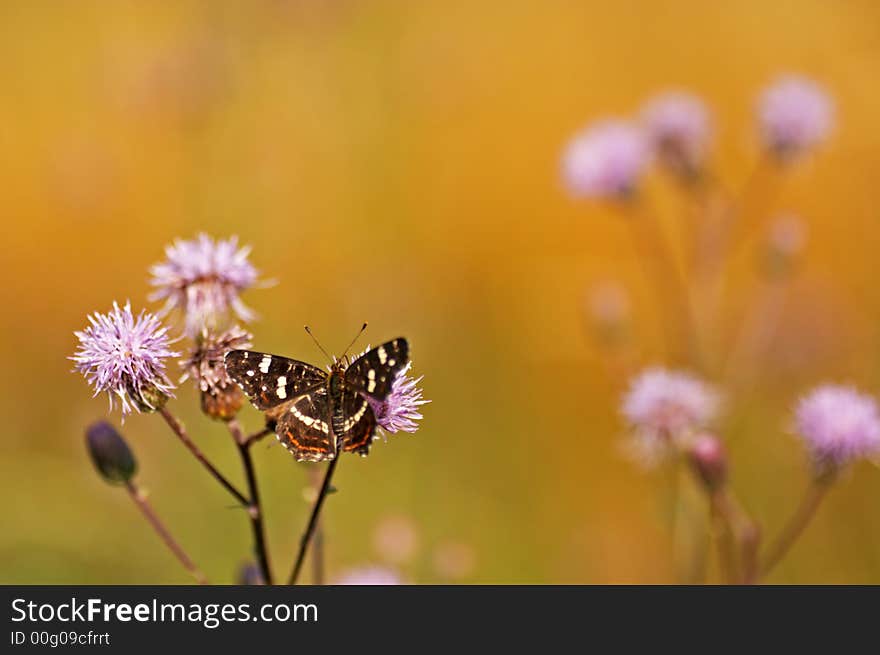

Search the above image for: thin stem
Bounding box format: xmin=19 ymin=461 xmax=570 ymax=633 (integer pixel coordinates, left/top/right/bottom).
xmin=625 ymin=199 xmax=702 ymax=368
xmin=709 ymin=491 xmax=738 ymax=584
xmin=760 ymin=478 xmax=831 ymax=579
xmin=228 ymin=418 xmax=273 ymax=585
xmin=158 ymin=406 xmax=248 ymax=507
xmin=245 ymin=426 xmax=273 ymax=448
xmin=287 ymin=455 xmax=340 ymax=585
xmin=125 ymin=481 xmax=207 ymax=584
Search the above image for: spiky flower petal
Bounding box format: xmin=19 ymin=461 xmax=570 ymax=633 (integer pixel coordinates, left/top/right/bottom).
xmin=149 ymin=234 xmax=262 ymax=336
xmin=366 ymin=362 xmax=429 ymax=434
xmin=72 ymin=302 xmax=179 ymax=417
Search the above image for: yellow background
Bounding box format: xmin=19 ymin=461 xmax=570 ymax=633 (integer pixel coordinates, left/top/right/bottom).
xmin=2 ymin=0 xmax=879 ymax=583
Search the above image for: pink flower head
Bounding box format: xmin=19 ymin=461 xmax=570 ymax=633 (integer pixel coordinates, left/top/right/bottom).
xmin=794 ymin=385 xmax=880 ymax=472
xmin=562 ymin=120 xmax=650 ymax=199
xmin=641 ymin=91 xmax=712 ymax=177
xmin=360 ymin=358 xmax=429 ymax=435
xmin=758 ymin=75 xmax=834 ymax=159
xmin=150 ymin=234 xmax=263 ymax=336
xmin=72 ymin=301 xmax=179 ymax=417
xmin=622 ymin=368 xmax=720 ymax=450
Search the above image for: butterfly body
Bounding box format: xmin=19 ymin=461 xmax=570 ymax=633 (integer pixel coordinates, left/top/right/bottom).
xmin=224 ymin=338 xmax=409 ymax=462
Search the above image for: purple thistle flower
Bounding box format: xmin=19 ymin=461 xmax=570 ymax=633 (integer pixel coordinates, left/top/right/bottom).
xmin=365 ymin=362 xmax=429 ymax=434
xmin=149 ymin=234 xmax=263 ymax=336
xmin=72 ymin=301 xmax=179 ymax=418
xmin=794 ymin=385 xmax=880 ymax=473
xmin=621 ymin=368 xmax=720 ymax=465
xmin=758 ymin=75 xmax=834 ymax=160
xmin=333 ymin=565 xmax=403 ymax=585
xmin=562 ymin=120 xmax=650 ymax=200
xmin=641 ymin=91 xmax=712 ymax=178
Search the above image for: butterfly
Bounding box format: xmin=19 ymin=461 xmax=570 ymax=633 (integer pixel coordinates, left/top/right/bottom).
xmin=224 ymin=337 xmax=409 ymax=462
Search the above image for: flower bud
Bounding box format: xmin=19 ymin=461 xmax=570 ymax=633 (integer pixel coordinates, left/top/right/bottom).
xmin=86 ymin=421 xmax=137 ymax=485
xmin=200 ymin=386 xmax=245 ymax=421
xmin=688 ymin=434 xmax=728 ymax=492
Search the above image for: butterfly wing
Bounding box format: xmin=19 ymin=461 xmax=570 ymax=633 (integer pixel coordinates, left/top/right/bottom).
xmin=344 ymin=338 xmax=409 ymax=402
xmin=336 ymin=387 xmax=377 ymax=457
xmin=225 ymin=350 xmax=327 ymax=411
xmin=276 ymin=388 xmax=336 ymax=462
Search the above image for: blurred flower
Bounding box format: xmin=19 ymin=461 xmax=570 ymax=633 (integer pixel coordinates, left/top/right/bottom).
xmin=333 ymin=566 xmax=403 ymax=585
xmin=72 ymin=302 xmax=178 ymax=418
xmin=687 ymin=433 xmax=728 ymax=492
xmin=373 ymin=515 xmax=420 ymax=564
xmin=366 ymin=362 xmax=430 ymax=434
xmin=621 ymin=368 xmax=720 ymax=464
xmin=562 ymin=120 xmax=650 ymax=200
xmin=432 ymin=541 xmax=476 ymax=581
xmin=641 ymin=91 xmax=712 ymax=179
xmin=758 ymin=75 xmax=834 ymax=160
xmin=762 ymin=214 xmax=808 ymax=279
xmin=149 ymin=234 xmax=263 ymax=336
xmin=794 ymin=385 xmax=880 ymax=475
xmin=181 ymin=326 xmax=252 ymax=420
xmin=235 ymin=561 xmax=265 ymax=585
xmin=85 ymin=421 xmax=137 ymax=485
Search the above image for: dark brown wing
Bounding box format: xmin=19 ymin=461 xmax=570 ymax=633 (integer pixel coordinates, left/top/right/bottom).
xmin=275 ymin=387 xmax=336 ymax=462
xmin=225 ymin=350 xmax=327 ymax=411
xmin=344 ymin=338 xmax=409 ymax=402
xmin=335 ymin=387 xmax=377 ymax=457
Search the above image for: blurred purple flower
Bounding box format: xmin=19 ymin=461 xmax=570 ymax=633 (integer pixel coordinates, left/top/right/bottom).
xmin=621 ymin=368 xmax=720 ymax=463
xmin=149 ymin=234 xmax=263 ymax=336
xmin=758 ymin=75 xmax=834 ymax=159
xmin=794 ymin=385 xmax=880 ymax=473
xmin=72 ymin=302 xmax=179 ymax=417
xmin=641 ymin=91 xmax=712 ymax=178
xmin=366 ymin=362 xmax=429 ymax=434
xmin=333 ymin=566 xmax=403 ymax=585
xmin=562 ymin=120 xmax=650 ymax=199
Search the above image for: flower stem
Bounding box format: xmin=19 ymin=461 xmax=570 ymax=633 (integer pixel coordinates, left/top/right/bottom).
xmin=228 ymin=418 xmax=274 ymax=585
xmin=287 ymin=455 xmax=340 ymax=585
xmin=125 ymin=480 xmax=207 ymax=584
xmin=158 ymin=406 xmax=248 ymax=507
xmin=245 ymin=426 xmax=273 ymax=448
xmin=625 ymin=199 xmax=702 ymax=368
xmin=760 ymin=478 xmax=831 ymax=579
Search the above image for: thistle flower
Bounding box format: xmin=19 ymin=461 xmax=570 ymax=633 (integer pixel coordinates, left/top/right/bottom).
xmin=181 ymin=326 xmax=252 ymax=420
xmin=562 ymin=120 xmax=650 ymax=200
xmin=72 ymin=302 xmax=179 ymax=418
xmin=85 ymin=421 xmax=138 ymax=485
xmin=621 ymin=368 xmax=720 ymax=464
xmin=758 ymin=75 xmax=834 ymax=160
xmin=794 ymin=385 xmax=880 ymax=475
xmin=149 ymin=234 xmax=263 ymax=336
xmin=365 ymin=362 xmax=429 ymax=434
xmin=333 ymin=566 xmax=403 ymax=586
xmin=641 ymin=91 xmax=712 ymax=179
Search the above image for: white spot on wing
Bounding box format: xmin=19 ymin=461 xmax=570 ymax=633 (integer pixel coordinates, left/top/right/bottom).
xmin=377 ymin=346 xmax=387 ymax=364
xmin=259 ymin=355 xmax=272 ymax=373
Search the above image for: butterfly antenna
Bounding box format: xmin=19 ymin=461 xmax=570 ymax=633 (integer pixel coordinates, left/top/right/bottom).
xmin=304 ymin=326 xmax=333 ymax=363
xmin=341 ymin=322 xmax=368 ymax=359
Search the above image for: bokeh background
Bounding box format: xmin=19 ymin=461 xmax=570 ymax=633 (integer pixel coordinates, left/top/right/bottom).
xmin=2 ymin=0 xmax=880 ymax=584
